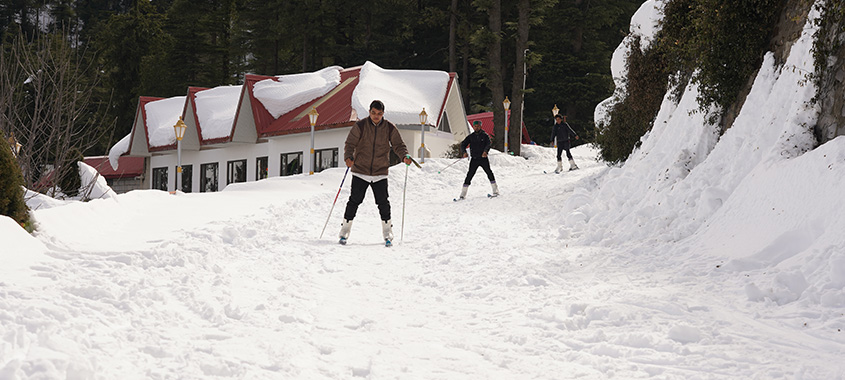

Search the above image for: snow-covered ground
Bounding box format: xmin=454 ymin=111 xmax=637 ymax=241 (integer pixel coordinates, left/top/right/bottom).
xmin=2 ymin=139 xmax=844 ymax=379
xmin=4 ymin=0 xmax=845 ymax=378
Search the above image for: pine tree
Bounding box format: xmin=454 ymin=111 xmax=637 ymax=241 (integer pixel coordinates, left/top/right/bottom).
xmin=95 ymin=0 xmax=166 ymax=138
xmin=0 ymin=131 xmax=29 ymax=225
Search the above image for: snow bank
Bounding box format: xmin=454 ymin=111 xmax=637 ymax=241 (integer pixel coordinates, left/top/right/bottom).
xmin=569 ymin=3 xmax=820 ymax=247
xmin=352 ymin=61 xmax=450 ymax=125
xmin=195 ymin=85 xmax=242 ymax=140
xmin=146 ymin=96 xmax=186 ymax=148
xmin=0 ymin=215 xmax=49 ymax=284
xmin=595 ymin=0 xmax=664 ymax=126
xmin=253 ymin=66 xmax=342 ymax=119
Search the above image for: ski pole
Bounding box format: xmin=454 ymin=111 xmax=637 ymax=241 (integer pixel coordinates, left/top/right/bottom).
xmin=437 ymin=157 xmax=464 ymax=174
xmin=319 ymin=167 xmax=350 ymax=239
xmin=401 ymin=163 xmax=408 ymax=242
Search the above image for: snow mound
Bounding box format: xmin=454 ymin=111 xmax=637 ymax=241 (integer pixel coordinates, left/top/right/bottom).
xmin=0 ymin=215 xmax=49 ymax=284
xmin=78 ymin=161 xmax=117 ymax=200
xmin=253 ymin=66 xmax=342 ymax=119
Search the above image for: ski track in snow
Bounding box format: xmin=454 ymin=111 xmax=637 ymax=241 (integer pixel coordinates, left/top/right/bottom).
xmin=2 ymin=146 xmax=843 ymax=379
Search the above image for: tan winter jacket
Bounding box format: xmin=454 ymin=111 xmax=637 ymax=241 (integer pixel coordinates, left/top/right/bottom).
xmin=344 ymin=117 xmax=409 ymax=176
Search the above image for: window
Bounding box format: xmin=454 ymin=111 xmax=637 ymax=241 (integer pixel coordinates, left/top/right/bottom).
xmin=256 ymin=157 xmax=268 ymax=180
xmin=152 ymin=167 xmax=168 ymax=191
xmin=281 ymin=152 xmax=303 ymax=176
xmin=314 ymin=148 xmax=338 ymax=173
xmin=200 ymin=162 xmax=218 ymax=192
xmin=438 ymin=114 xmax=451 ymax=132
xmin=179 ymin=164 xmax=192 ymax=193
xmin=227 ymin=159 xmax=247 ymax=185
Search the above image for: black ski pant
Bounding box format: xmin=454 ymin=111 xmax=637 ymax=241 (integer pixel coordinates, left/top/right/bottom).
xmin=463 ymin=157 xmax=496 ymax=186
xmin=344 ymin=176 xmax=390 ymax=221
xmin=556 ymin=141 xmax=573 ymax=161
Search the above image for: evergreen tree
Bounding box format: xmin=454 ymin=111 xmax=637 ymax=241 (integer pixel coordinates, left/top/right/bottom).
xmin=0 ymin=131 xmax=29 ymax=225
xmin=95 ymin=0 xmax=166 ymax=138
xmin=525 ymin=0 xmax=640 ymax=146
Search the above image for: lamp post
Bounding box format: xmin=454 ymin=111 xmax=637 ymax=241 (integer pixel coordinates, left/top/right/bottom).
xmin=308 ymin=107 xmax=319 ymax=175
xmin=521 ymin=48 xmax=528 ymax=153
xmin=503 ymin=96 xmax=511 ymax=154
xmin=173 ymin=116 xmax=187 ymax=192
xmin=419 ymin=108 xmax=428 ymax=163
xmin=552 ymin=104 xmax=559 ymax=149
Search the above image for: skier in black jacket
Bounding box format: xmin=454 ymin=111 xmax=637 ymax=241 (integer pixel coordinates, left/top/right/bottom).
xmin=457 ymin=121 xmax=498 ymax=199
xmin=551 ymin=114 xmax=579 ymax=173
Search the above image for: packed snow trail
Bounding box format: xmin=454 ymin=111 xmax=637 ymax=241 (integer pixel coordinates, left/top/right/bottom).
xmin=1 ymin=145 xmax=843 ymax=379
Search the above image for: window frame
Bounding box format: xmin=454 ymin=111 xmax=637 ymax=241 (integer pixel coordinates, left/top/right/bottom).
xmin=256 ymin=156 xmax=269 ymax=181
xmin=152 ymin=167 xmax=168 ymax=191
xmin=314 ymin=148 xmax=338 ymax=173
xmin=280 ymin=151 xmax=303 ymax=177
xmin=227 ymin=159 xmax=247 ymax=185
xmin=200 ymin=162 xmax=219 ymax=193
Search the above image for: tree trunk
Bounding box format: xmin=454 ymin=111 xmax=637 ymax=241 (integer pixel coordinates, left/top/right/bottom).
xmin=509 ymin=0 xmax=530 ymax=156
xmin=449 ymin=0 xmax=458 ymax=73
xmin=486 ymin=0 xmax=506 ymax=152
xmin=461 ymin=41 xmax=470 ymax=109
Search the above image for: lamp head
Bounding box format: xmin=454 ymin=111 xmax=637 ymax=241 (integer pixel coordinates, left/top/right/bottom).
xmin=308 ymin=107 xmax=319 ymax=126
xmin=173 ymin=117 xmax=187 ymax=141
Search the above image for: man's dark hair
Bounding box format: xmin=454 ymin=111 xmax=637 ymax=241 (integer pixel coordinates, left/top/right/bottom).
xmin=555 ymin=114 xmax=563 ymax=119
xmin=370 ymin=100 xmax=385 ymax=111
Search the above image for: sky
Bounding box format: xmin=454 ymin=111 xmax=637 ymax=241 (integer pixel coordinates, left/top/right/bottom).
xmin=2 ymin=0 xmax=845 ymax=379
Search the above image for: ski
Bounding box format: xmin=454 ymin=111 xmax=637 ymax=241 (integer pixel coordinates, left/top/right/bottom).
xmin=488 ymin=193 xmax=499 ymax=198
xmin=453 ymin=197 xmax=464 ymax=202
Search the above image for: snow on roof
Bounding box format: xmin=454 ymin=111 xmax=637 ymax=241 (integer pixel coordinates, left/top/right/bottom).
xmin=108 ymin=134 xmax=130 ymax=170
xmin=195 ymin=85 xmax=242 ymax=140
xmin=253 ymin=66 xmax=342 ymax=119
xmin=351 ymin=61 xmax=450 ymax=125
xmin=146 ymin=96 xmax=186 ymax=148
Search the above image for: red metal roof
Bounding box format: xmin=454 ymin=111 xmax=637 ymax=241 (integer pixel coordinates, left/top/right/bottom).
xmin=247 ymin=67 xmax=457 ymax=138
xmin=466 ymin=112 xmax=532 ymax=144
xmin=83 ymin=156 xmax=145 ymax=179
xmin=246 ymin=68 xmax=361 ymax=138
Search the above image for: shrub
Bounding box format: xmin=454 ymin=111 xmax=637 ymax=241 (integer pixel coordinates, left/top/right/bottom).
xmin=596 ymin=37 xmax=668 ymax=164
xmin=0 ymin=132 xmax=29 ymax=226
xmin=595 ymin=0 xmax=784 ymax=164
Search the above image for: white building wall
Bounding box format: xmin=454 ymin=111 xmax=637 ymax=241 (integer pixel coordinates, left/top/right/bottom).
xmin=146 ymin=126 xmax=461 ymax=193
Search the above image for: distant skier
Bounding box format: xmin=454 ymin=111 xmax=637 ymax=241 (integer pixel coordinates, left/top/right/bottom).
xmin=457 ymin=120 xmax=498 ymax=200
xmin=339 ymin=100 xmax=412 ymax=246
xmin=552 ymin=114 xmax=579 ymax=173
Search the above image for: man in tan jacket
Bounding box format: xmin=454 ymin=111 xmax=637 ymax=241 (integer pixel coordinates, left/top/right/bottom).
xmin=339 ymin=100 xmax=412 ymax=246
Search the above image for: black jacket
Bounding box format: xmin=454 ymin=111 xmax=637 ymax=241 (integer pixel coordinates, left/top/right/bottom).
xmin=551 ymin=122 xmax=578 ymax=145
xmin=460 ymin=129 xmax=491 ymax=158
